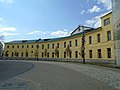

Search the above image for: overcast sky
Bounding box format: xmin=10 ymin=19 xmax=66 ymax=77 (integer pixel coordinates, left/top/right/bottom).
xmin=0 ymin=0 xmax=112 ymax=42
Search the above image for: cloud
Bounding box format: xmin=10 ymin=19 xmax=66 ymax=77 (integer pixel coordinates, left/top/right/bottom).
xmin=27 ymin=31 xmax=46 ymax=35
xmin=0 ymin=18 xmax=3 ymax=21
xmin=51 ymin=29 xmax=70 ymax=37
xmin=97 ymin=0 xmax=112 ymax=10
xmin=85 ymin=11 xmax=111 ymax=28
xmin=0 ymin=0 xmax=14 ymax=4
xmin=85 ymin=14 xmax=103 ymax=28
xmin=80 ymin=10 xmax=85 ymax=14
xmin=0 ymin=27 xmax=16 ymax=32
xmin=88 ymin=5 xmax=101 ymax=13
xmin=1 ymin=32 xmax=19 ymax=36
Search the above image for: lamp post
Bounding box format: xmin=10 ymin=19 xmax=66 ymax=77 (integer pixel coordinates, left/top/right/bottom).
xmin=81 ymin=26 xmax=85 ymax=64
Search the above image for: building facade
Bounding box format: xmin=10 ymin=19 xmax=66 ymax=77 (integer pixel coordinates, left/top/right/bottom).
xmin=3 ymin=12 xmax=115 ymax=61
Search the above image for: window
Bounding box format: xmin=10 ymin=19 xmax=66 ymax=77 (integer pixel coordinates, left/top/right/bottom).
xmin=12 ymin=52 xmax=14 ymax=57
xmin=70 ymin=51 xmax=72 ymax=58
xmin=107 ymin=48 xmax=111 ymax=58
xmin=64 ymin=52 xmax=66 ymax=58
xmin=52 ymin=44 xmax=54 ymax=49
xmin=21 ymin=52 xmax=23 ymax=57
xmin=57 ymin=43 xmax=59 ymax=48
xmin=69 ymin=41 xmax=72 ymax=47
xmin=47 ymin=44 xmax=49 ymax=49
xmin=27 ymin=45 xmax=29 ymax=48
xmin=57 ymin=51 xmax=59 ymax=58
xmin=16 ymin=52 xmax=19 ymax=57
xmin=75 ymin=51 xmax=78 ymax=58
xmin=64 ymin=42 xmax=66 ymax=48
xmin=26 ymin=52 xmax=28 ymax=57
xmin=89 ymin=50 xmax=92 ymax=58
xmin=75 ymin=40 xmax=78 ymax=46
xmin=98 ymin=49 xmax=102 ymax=58
xmin=89 ymin=36 xmax=92 ymax=44
xmin=52 ymin=52 xmax=54 ymax=58
xmin=22 ymin=45 xmax=24 ymax=48
xmin=42 ymin=52 xmax=44 ymax=57
xmin=17 ymin=45 xmax=19 ymax=48
xmin=7 ymin=45 xmax=9 ymax=48
xmin=12 ymin=45 xmax=14 ymax=48
xmin=32 ymin=45 xmax=34 ymax=48
xmin=47 ymin=52 xmax=49 ymax=58
xmin=97 ymin=34 xmax=100 ymax=43
xmin=42 ymin=45 xmax=44 ymax=49
xmin=107 ymin=31 xmax=111 ymax=41
xmin=36 ymin=45 xmax=39 ymax=48
xmin=104 ymin=18 xmax=110 ymax=26
xmin=31 ymin=51 xmax=33 ymax=53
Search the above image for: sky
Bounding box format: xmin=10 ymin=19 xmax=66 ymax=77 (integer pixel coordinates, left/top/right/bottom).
xmin=0 ymin=0 xmax=112 ymax=42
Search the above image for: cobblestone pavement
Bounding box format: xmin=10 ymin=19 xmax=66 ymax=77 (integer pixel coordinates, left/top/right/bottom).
xmin=0 ymin=60 xmax=120 ymax=90
xmin=42 ymin=61 xmax=120 ymax=89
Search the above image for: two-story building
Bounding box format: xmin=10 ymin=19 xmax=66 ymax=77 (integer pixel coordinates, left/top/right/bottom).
xmin=3 ymin=12 xmax=115 ymax=61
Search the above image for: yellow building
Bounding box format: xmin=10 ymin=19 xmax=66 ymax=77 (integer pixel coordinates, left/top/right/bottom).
xmin=4 ymin=12 xmax=115 ymax=61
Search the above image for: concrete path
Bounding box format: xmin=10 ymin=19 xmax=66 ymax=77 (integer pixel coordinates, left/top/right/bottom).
xmin=0 ymin=60 xmax=119 ymax=90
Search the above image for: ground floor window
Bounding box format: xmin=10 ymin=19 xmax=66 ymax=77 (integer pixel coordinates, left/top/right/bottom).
xmin=42 ymin=52 xmax=44 ymax=57
xmin=75 ymin=51 xmax=78 ymax=58
xmin=64 ymin=52 xmax=66 ymax=58
xmin=70 ymin=51 xmax=72 ymax=58
xmin=89 ymin=50 xmax=92 ymax=58
xmin=98 ymin=49 xmax=102 ymax=58
xmin=52 ymin=52 xmax=54 ymax=58
xmin=12 ymin=52 xmax=14 ymax=57
xmin=21 ymin=52 xmax=23 ymax=57
xmin=107 ymin=48 xmax=111 ymax=58
xmin=47 ymin=52 xmax=49 ymax=58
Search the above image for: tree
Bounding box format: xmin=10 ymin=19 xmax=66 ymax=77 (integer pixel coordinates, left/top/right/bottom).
xmin=65 ymin=45 xmax=71 ymax=58
xmin=54 ymin=47 xmax=59 ymax=58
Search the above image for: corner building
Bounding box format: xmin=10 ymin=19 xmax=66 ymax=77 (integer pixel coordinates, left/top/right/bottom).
xmin=4 ymin=12 xmax=115 ymax=61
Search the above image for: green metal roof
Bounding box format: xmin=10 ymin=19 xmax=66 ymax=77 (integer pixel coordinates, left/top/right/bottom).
xmin=5 ymin=28 xmax=100 ymax=44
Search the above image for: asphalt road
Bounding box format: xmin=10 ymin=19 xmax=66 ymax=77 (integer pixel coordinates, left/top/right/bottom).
xmin=0 ymin=60 xmax=34 ymax=81
xmin=0 ymin=60 xmax=117 ymax=90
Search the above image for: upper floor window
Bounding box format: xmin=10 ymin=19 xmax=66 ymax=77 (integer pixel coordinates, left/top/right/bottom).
xmin=17 ymin=45 xmax=19 ymax=48
xmin=36 ymin=45 xmax=39 ymax=48
xmin=75 ymin=39 xmax=78 ymax=46
xmin=32 ymin=45 xmax=34 ymax=48
xmin=12 ymin=45 xmax=14 ymax=48
xmin=52 ymin=44 xmax=54 ymax=49
xmin=7 ymin=45 xmax=9 ymax=48
xmin=27 ymin=45 xmax=29 ymax=48
xmin=104 ymin=18 xmax=110 ymax=26
xmin=97 ymin=34 xmax=100 ymax=43
xmin=22 ymin=45 xmax=24 ymax=48
xmin=107 ymin=31 xmax=111 ymax=41
xmin=47 ymin=44 xmax=49 ymax=49
xmin=64 ymin=42 xmax=66 ymax=48
xmin=69 ymin=41 xmax=72 ymax=47
xmin=57 ymin=43 xmax=59 ymax=48
xmin=89 ymin=36 xmax=92 ymax=44
xmin=42 ymin=45 xmax=44 ymax=49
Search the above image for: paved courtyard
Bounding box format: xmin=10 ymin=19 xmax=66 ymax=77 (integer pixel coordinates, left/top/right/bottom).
xmin=0 ymin=60 xmax=120 ymax=90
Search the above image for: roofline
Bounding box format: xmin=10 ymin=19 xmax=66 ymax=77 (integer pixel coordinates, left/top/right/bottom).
xmin=5 ymin=28 xmax=102 ymax=44
xmin=101 ymin=11 xmax=112 ymax=18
